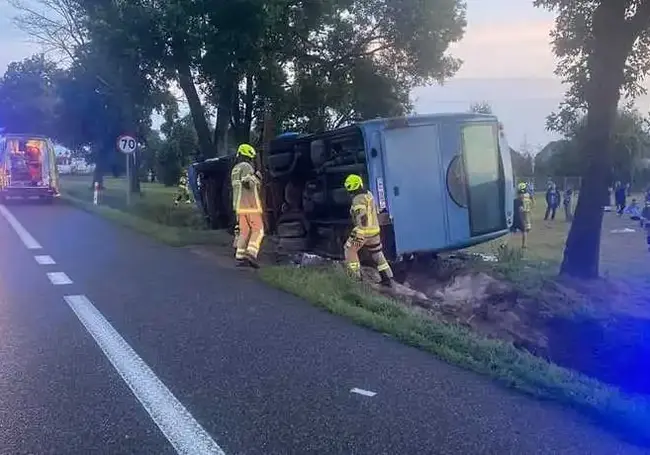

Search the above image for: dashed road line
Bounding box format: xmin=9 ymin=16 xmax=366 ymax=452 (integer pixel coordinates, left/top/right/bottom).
xmin=0 ymin=204 xmax=225 ymax=454
xmin=35 ymin=255 xmax=56 ymax=265
xmin=0 ymin=204 xmax=42 ymax=249
xmin=64 ymin=295 xmax=226 ymax=455
xmin=350 ymin=388 xmax=377 ymax=397
xmin=47 ymin=272 xmax=73 ymax=285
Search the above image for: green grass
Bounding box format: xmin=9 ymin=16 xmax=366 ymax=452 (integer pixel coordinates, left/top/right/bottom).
xmin=259 ymin=264 xmax=650 ymax=444
xmin=62 ymin=174 xmax=650 ymax=442
xmin=59 ymin=175 xmax=231 ymax=247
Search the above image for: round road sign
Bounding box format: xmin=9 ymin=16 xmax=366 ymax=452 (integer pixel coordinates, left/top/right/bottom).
xmin=117 ymin=135 xmax=137 ymax=154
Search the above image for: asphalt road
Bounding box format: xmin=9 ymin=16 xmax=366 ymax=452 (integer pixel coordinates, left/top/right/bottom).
xmin=0 ymin=201 xmax=646 ymax=455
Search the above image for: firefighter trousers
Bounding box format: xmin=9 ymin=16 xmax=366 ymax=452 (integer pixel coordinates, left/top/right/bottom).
xmin=174 ymin=187 xmax=191 ymax=205
xmin=235 ymin=213 xmax=264 ymax=260
xmin=344 ymin=234 xmax=393 ymax=279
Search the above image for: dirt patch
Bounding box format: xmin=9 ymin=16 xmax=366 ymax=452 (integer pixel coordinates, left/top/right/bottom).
xmin=381 ymin=255 xmax=650 ymax=395
xmin=192 ymin=233 xmax=650 ymax=395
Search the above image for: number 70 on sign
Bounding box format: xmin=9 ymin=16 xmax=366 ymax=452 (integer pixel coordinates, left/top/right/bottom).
xmin=117 ymin=135 xmax=137 ymax=154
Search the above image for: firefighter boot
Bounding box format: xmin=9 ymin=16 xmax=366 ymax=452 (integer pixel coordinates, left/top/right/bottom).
xmin=246 ymin=255 xmax=260 ymax=269
xmin=379 ymin=270 xmax=395 ymax=288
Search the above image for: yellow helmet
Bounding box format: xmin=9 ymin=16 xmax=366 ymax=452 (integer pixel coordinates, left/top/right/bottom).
xmin=237 ymin=143 xmax=256 ymax=159
xmin=517 ymin=182 xmax=527 ymax=192
xmin=344 ymin=174 xmax=364 ymax=192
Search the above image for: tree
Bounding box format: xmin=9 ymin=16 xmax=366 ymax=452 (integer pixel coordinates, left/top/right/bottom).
xmin=10 ymin=0 xmax=88 ymax=63
xmin=157 ymin=114 xmax=198 ymax=186
xmin=535 ymin=0 xmax=650 ymax=278
xmin=9 ymin=0 xmax=174 ymax=191
xmin=537 ymin=109 xmax=650 ymax=183
xmin=0 ymin=54 xmax=63 ymax=136
xmin=469 ymin=101 xmax=493 ymax=114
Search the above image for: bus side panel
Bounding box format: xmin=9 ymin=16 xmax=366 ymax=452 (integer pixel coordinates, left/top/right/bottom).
xmin=380 ymin=123 xmax=449 ymax=255
xmin=360 ymin=124 xmax=387 ymax=211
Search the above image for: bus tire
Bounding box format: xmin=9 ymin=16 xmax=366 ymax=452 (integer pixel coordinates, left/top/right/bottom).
xmin=276 ymin=220 xmax=306 ymax=238
xmin=276 ymin=236 xmax=308 ymax=253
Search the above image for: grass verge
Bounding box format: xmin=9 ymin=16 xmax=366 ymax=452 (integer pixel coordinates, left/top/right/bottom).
xmin=60 ymin=192 xmax=230 ymax=247
xmin=62 ymin=176 xmax=650 ymax=443
xmin=259 ymin=264 xmax=650 ymax=446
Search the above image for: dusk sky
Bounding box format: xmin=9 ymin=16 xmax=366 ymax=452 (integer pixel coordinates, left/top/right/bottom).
xmin=2 ymin=0 xmax=649 ymax=152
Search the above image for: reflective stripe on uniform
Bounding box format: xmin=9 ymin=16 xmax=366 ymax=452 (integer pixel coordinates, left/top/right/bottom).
xmin=350 ymin=191 xmax=381 ymax=236
xmin=231 ymin=161 xmax=262 ymax=214
xmin=377 ymin=262 xmax=390 ymax=272
xmin=347 ymin=262 xmax=360 ymax=270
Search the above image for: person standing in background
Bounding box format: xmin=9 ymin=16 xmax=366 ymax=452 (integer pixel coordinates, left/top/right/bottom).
xmin=544 ymin=182 xmax=560 ymax=221
xmin=563 ymin=187 xmax=574 ymax=221
xmin=173 ymin=168 xmax=192 ymax=206
xmin=614 ymin=181 xmax=627 ymax=216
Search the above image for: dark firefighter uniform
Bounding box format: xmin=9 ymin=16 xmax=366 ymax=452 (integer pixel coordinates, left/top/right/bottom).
xmin=343 ymin=174 xmax=394 ymax=287
xmin=174 ymin=169 xmax=192 ymax=206
xmin=231 ymin=143 xmax=264 ymax=267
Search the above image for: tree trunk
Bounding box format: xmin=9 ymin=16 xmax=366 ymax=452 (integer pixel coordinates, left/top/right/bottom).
xmin=243 ymin=73 xmax=254 ymax=142
xmin=176 ymin=64 xmax=215 ymax=159
xmin=560 ymin=4 xmax=632 ymax=278
xmin=215 ymin=77 xmax=234 ymax=155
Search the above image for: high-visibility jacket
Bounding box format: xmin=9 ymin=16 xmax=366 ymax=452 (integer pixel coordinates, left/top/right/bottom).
xmin=350 ymin=191 xmax=381 ymax=237
xmin=231 ymin=161 xmax=263 ymax=214
xmin=519 ymin=192 xmax=532 ymax=230
xmin=178 ymin=169 xmax=188 ymax=188
xmin=521 ymin=193 xmax=532 ymax=213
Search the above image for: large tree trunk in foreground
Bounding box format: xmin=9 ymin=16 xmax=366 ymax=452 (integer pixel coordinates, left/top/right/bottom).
xmin=560 ymin=2 xmax=637 ymax=278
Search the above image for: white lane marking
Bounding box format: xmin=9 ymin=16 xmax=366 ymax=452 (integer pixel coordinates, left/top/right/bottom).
xmin=35 ymin=255 xmax=56 ymax=265
xmin=64 ymin=295 xmax=225 ymax=455
xmin=350 ymin=388 xmax=377 ymax=397
xmin=0 ymin=204 xmax=42 ymax=249
xmin=47 ymin=272 xmax=73 ymax=285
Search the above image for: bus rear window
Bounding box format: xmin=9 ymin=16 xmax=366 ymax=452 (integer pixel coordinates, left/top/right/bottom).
xmin=461 ymin=123 xmax=505 ymax=236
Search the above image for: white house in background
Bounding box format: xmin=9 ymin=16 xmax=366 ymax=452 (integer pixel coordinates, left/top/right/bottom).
xmin=55 ymin=145 xmax=95 ymax=175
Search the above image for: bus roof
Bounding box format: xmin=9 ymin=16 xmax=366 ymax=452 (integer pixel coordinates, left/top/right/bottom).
xmin=358 ymin=112 xmax=497 ymax=128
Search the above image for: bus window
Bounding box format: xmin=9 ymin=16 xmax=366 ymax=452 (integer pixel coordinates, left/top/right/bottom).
xmin=462 ymin=123 xmax=505 ymax=236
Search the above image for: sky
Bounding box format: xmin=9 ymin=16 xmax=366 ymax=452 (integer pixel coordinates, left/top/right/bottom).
xmin=1 ymin=0 xmax=649 ymax=152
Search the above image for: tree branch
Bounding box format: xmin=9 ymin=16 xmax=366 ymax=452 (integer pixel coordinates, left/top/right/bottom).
xmin=628 ymin=0 xmax=650 ymax=37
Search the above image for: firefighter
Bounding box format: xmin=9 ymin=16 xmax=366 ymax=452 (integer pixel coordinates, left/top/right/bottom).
xmin=512 ymin=182 xmax=533 ymax=249
xmin=343 ymin=174 xmax=394 ymax=287
xmin=25 ymin=143 xmax=41 ymax=184
xmin=174 ymin=168 xmax=192 ymax=206
xmin=231 ymin=143 xmax=264 ymax=268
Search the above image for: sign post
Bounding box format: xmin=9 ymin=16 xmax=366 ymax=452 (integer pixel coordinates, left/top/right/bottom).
xmin=117 ymin=134 xmax=137 ymax=206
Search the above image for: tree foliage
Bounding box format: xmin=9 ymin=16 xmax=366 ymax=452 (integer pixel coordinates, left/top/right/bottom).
xmin=0 ymin=54 xmax=63 ymax=136
xmin=536 ymin=108 xmax=650 ymax=181
xmin=468 ymin=101 xmax=492 ymax=115
xmin=10 ymin=0 xmax=466 ymax=158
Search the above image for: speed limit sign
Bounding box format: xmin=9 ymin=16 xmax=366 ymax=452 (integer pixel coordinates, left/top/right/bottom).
xmin=117 ymin=134 xmax=137 ymax=154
